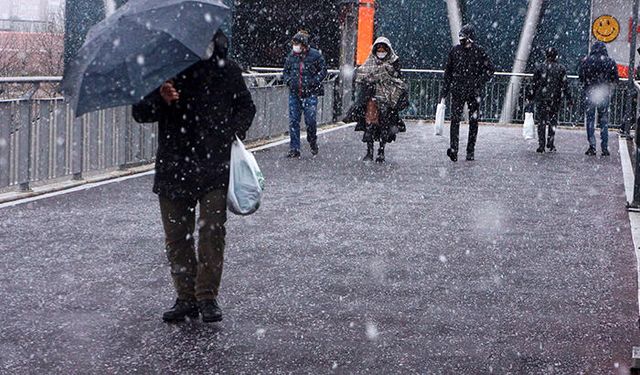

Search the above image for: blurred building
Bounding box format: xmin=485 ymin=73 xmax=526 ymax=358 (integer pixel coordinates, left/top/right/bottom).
xmin=0 ymin=0 xmax=62 ymax=32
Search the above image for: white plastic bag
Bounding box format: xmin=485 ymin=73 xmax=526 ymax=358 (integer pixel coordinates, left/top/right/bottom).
xmin=523 ymin=112 xmax=535 ymax=140
xmin=227 ymin=137 xmax=265 ymax=216
xmin=434 ymin=101 xmax=446 ymax=136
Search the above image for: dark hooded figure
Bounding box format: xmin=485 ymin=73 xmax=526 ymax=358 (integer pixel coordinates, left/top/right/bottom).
xmin=527 ymin=47 xmax=573 ymax=153
xmin=578 ymin=41 xmax=619 ymax=156
xmin=132 ymin=30 xmax=256 ymax=324
xmin=344 ymin=37 xmax=409 ymax=163
xmin=441 ymin=24 xmax=495 ymax=162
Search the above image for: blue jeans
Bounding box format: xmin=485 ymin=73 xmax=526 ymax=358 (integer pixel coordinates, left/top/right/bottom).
xmin=585 ymin=97 xmax=610 ymax=150
xmin=289 ymin=94 xmax=318 ymax=151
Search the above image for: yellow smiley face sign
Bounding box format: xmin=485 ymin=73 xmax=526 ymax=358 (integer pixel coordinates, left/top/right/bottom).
xmin=592 ymin=15 xmax=620 ymax=43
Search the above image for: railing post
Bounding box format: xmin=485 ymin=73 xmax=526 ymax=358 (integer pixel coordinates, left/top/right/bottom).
xmin=16 ymin=83 xmax=40 ymax=192
xmin=17 ymin=99 xmax=32 ymax=192
xmin=71 ymin=114 xmax=84 ymax=180
xmin=337 ymin=0 xmax=358 ymax=119
xmin=627 ymin=0 xmax=640 ymax=138
xmin=630 ymin=0 xmax=640 ymax=208
xmin=118 ymin=109 xmax=131 ymax=170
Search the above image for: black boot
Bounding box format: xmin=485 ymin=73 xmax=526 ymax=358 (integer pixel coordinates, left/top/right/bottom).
xmin=447 ymin=148 xmax=458 ymax=162
xmin=363 ymin=142 xmax=374 ymax=161
xmin=287 ymin=149 xmax=301 ymax=158
xmin=162 ymin=299 xmax=199 ymax=323
xmin=375 ymin=144 xmax=385 ymax=163
xmin=466 ymin=151 xmax=475 ymax=161
xmin=536 ymin=146 xmax=545 ymax=153
xmin=601 ymin=148 xmax=610 ymax=156
xmin=199 ymin=299 xmax=223 ymax=323
xmin=310 ymin=142 xmax=319 ymax=156
xmin=585 ymin=147 xmax=596 ymax=156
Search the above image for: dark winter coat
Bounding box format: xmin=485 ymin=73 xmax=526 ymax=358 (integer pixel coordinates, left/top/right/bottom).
xmin=132 ymin=58 xmax=256 ymax=201
xmin=282 ymin=48 xmax=327 ymax=98
xmin=441 ymin=43 xmax=495 ymax=98
xmin=344 ymin=59 xmax=408 ymax=136
xmin=527 ymin=60 xmax=572 ymax=109
xmin=578 ymin=42 xmax=619 ymax=94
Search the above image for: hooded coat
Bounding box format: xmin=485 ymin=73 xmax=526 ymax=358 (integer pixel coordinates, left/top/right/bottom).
xmin=132 ymin=32 xmax=256 ymax=201
xmin=578 ymin=42 xmax=619 ymax=94
xmin=343 ymin=37 xmax=408 ymax=142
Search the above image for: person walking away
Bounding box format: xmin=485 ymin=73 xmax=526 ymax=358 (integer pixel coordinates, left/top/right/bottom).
xmin=343 ymin=37 xmax=409 ymax=163
xmin=441 ymin=24 xmax=495 ymax=162
xmin=578 ymin=41 xmax=619 ymax=156
xmin=527 ymin=47 xmax=573 ymax=153
xmin=132 ymin=31 xmax=256 ymax=323
xmin=282 ymin=30 xmax=328 ymax=158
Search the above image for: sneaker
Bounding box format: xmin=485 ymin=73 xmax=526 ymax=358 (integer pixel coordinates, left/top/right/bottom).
xmin=199 ymin=299 xmax=223 ymax=323
xmin=601 ymin=149 xmax=610 ymax=156
xmin=536 ymin=146 xmax=545 ymax=153
xmin=447 ymin=148 xmax=458 ymax=162
xmin=466 ymin=152 xmax=475 ymax=161
xmin=310 ymin=142 xmax=319 ymax=156
xmin=162 ymin=299 xmax=199 ymax=323
xmin=585 ymin=147 xmax=596 ymax=156
xmin=286 ymin=150 xmax=301 ymax=158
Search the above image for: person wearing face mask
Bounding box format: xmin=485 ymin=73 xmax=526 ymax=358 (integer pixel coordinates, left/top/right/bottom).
xmin=441 ymin=24 xmax=495 ymax=162
xmin=344 ymin=37 xmax=409 ymax=163
xmin=282 ymin=30 xmax=328 ymax=158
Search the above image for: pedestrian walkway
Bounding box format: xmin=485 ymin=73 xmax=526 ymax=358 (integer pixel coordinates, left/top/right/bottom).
xmin=0 ymin=122 xmax=637 ymax=373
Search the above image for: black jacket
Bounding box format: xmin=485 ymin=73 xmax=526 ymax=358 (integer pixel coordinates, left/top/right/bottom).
xmin=441 ymin=43 xmax=495 ymax=98
xmin=132 ymin=58 xmax=256 ymax=200
xmin=282 ymin=48 xmax=327 ymax=98
xmin=578 ymin=42 xmax=619 ymax=94
xmin=528 ymin=60 xmax=572 ymax=108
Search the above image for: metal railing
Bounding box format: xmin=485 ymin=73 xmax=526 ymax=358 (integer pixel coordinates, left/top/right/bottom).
xmin=0 ymin=73 xmax=338 ymax=192
xmin=402 ymin=69 xmax=634 ymax=127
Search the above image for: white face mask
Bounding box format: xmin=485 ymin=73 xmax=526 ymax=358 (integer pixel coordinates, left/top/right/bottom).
xmin=293 ymin=45 xmax=302 ymax=54
xmin=376 ymin=52 xmax=388 ymax=60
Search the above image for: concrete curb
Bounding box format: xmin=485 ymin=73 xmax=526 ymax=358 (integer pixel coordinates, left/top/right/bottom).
xmin=618 ymin=136 xmax=640 ymax=319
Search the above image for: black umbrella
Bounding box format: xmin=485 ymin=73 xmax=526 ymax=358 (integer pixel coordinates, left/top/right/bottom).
xmin=62 ymin=0 xmax=230 ymax=117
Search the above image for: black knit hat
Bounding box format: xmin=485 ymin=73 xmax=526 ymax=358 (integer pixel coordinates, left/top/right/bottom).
xmin=292 ymin=31 xmax=310 ymax=46
xmin=459 ymin=24 xmax=476 ymax=41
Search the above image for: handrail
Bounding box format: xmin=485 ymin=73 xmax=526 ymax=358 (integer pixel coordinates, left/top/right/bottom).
xmin=0 ymin=69 xmax=629 ymax=86
xmin=0 ymin=76 xmax=62 ymax=84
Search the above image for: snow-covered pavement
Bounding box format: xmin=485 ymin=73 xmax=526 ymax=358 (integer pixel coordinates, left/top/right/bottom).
xmin=0 ymin=123 xmax=636 ymax=373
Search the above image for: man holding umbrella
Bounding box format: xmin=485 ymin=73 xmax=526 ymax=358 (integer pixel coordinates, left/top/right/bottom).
xmin=133 ymin=30 xmax=256 ymax=323
xmin=62 ymin=0 xmax=256 ymax=324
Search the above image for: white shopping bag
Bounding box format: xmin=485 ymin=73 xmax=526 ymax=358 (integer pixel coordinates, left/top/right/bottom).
xmin=434 ymin=100 xmax=446 ymax=136
xmin=227 ymin=137 xmax=265 ymax=216
xmin=523 ymin=112 xmax=535 ymax=140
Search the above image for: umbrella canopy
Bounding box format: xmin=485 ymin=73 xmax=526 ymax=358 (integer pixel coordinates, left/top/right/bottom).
xmin=62 ymin=0 xmax=230 ymax=117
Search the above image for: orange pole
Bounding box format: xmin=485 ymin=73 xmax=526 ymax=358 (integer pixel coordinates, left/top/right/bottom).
xmin=356 ymin=0 xmax=375 ymax=65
